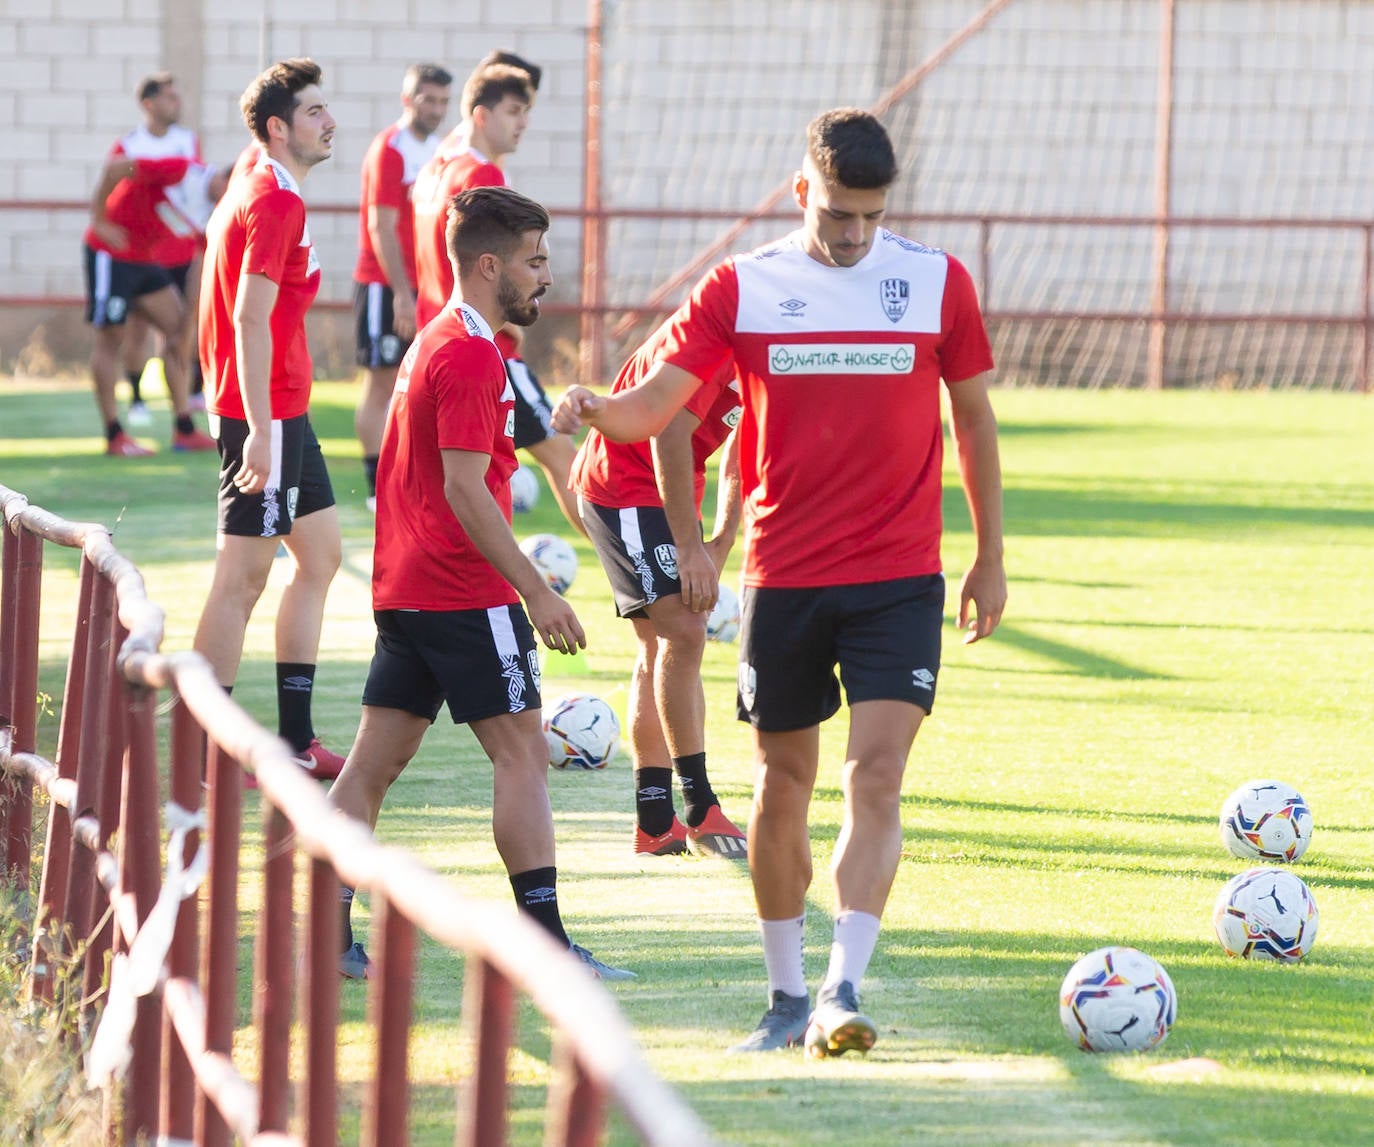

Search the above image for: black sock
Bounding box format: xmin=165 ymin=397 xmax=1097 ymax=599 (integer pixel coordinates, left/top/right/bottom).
xmin=674 ymin=752 xmax=716 ymax=827
xmin=127 ymin=369 xmax=143 ymax=403
xmin=510 ymin=866 xmax=569 ymax=947
xmin=363 ymin=455 xmax=380 ymax=498
xmin=340 ymin=886 xmax=355 ymax=953
xmin=634 ymin=767 xmax=676 ymax=835
xmin=276 ymin=661 xmax=316 ymax=753
xmin=106 ymin=420 xmax=123 ymax=442
xmin=174 ymin=414 xmax=196 ymax=435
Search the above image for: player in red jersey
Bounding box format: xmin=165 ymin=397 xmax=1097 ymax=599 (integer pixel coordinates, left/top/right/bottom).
xmin=571 ymin=317 xmax=749 ymax=859
xmin=83 ymin=72 xmax=212 ymax=456
xmin=191 ymin=58 xmax=347 ymax=781
xmin=555 ymin=109 xmax=1006 ymax=1055
xmin=417 ymin=57 xmax=585 ymax=535
xmin=328 ymin=186 xmax=631 ymax=983
xmin=352 ymin=62 xmax=453 ymax=511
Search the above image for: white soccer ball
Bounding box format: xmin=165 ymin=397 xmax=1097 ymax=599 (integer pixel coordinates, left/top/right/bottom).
xmin=520 ymin=532 xmax=578 ymax=595
xmin=1214 ymin=867 xmax=1319 ymax=962
xmin=509 ymin=464 xmax=540 ymax=513
xmin=706 ymin=582 xmax=740 ymax=642
xmin=1218 ymin=779 xmax=1312 ymax=862
xmin=1059 ymin=946 xmax=1176 ymax=1053
xmin=543 ymin=693 xmax=620 ymax=770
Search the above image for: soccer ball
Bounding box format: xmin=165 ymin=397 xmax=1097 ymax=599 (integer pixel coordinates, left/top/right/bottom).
xmin=520 ymin=533 xmax=577 ymax=595
xmin=1218 ymin=779 xmax=1312 ymax=862
xmin=706 ymin=583 xmax=740 ymax=642
xmin=1058 ymin=946 xmax=1176 ymax=1053
xmin=510 ymin=464 xmax=539 ymax=513
xmin=1214 ymin=867 xmax=1319 ymax=962
xmin=543 ymin=693 xmax=620 ymax=770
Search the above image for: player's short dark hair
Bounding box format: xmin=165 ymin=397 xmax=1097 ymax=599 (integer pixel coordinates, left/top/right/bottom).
xmin=477 ymin=49 xmax=542 ymax=92
xmin=806 ymin=108 xmax=898 ymax=190
xmin=240 ymin=58 xmax=324 ymax=144
xmin=460 ymin=64 xmax=534 ymax=120
xmin=136 ymin=72 xmax=175 ymax=102
xmin=402 ymin=62 xmax=453 ymax=99
xmin=445 ymin=186 xmax=550 ymax=274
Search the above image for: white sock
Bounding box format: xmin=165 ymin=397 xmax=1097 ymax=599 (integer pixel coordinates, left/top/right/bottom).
xmin=820 ymin=909 xmax=881 ymax=995
xmin=760 ymin=915 xmax=807 ymax=999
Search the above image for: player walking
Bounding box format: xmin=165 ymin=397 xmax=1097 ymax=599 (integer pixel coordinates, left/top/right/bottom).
xmin=328 ymin=186 xmax=631 ymax=982
xmin=553 ymin=109 xmax=1006 ymax=1055
xmin=571 ymin=318 xmax=749 ymax=858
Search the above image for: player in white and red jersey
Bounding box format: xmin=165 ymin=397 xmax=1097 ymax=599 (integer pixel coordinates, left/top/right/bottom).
xmin=191 ymin=58 xmax=348 ymax=783
xmin=554 ymin=109 xmax=1007 ymax=1056
xmin=328 ymin=186 xmax=631 ymax=983
xmin=82 ymin=72 xmax=209 ymax=455
xmin=572 ymin=317 xmax=749 ymax=860
xmin=415 ymin=58 xmax=585 ymax=536
xmin=352 ymin=62 xmax=453 ymax=510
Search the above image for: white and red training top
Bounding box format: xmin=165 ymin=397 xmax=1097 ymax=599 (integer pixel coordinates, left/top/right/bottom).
xmin=354 ymin=121 xmax=439 ymax=290
xmin=199 ymin=157 xmax=321 ymax=422
xmin=572 ymin=314 xmax=741 ymax=512
xmin=657 ymin=228 xmax=994 ymax=589
xmin=412 ymin=147 xmax=505 ymax=328
xmin=373 ymin=302 xmax=520 ymax=612
xmin=84 ymin=124 xmax=203 ymax=265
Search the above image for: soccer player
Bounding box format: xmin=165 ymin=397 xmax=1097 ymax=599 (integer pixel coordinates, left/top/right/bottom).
xmin=552 ymin=109 xmax=1006 ymax=1056
xmin=192 ymin=59 xmax=347 ymax=780
xmin=571 ymin=318 xmax=749 ymax=859
xmin=416 ymin=59 xmax=585 ymax=536
xmin=328 ymin=185 xmax=632 ymax=983
xmin=352 ymin=62 xmax=453 ymax=512
xmin=82 ymin=72 xmax=212 ymax=456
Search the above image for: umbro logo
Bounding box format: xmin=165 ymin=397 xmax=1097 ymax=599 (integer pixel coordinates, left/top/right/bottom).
xmin=638 ymin=785 xmax=670 ymax=800
xmin=778 ymin=298 xmax=807 ymax=317
xmin=281 ymin=675 xmax=312 ymax=692
xmin=912 ymin=668 xmax=935 ymax=691
xmin=523 ymin=886 xmax=557 ymax=905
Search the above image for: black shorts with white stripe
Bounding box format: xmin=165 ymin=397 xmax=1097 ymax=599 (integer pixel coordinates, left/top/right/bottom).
xmin=352 ymin=280 xmax=412 ymax=368
xmin=579 ymin=497 xmax=694 ymax=619
xmin=212 ymin=413 xmax=336 ymax=538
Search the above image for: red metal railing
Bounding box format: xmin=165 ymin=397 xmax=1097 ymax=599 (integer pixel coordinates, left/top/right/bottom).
xmin=0 ymin=482 xmax=718 ymax=1147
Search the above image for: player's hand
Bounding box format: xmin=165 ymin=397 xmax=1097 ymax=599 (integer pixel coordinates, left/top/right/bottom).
xmin=958 ymin=554 xmax=1007 ymax=644
xmin=393 ymin=292 xmax=417 ymax=341
xmin=677 ymin=539 xmax=719 ymax=613
xmin=526 ymin=584 xmax=586 ymax=655
xmin=232 ymin=430 xmax=272 ymax=496
xmin=704 ymin=532 xmax=734 ymax=575
xmin=92 ymin=220 xmax=129 ymax=252
xmin=551 ymin=386 xmax=604 ymax=434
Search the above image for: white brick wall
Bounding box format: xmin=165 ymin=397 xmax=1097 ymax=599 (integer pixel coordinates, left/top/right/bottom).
xmin=2 ymin=0 xmax=1374 ymax=377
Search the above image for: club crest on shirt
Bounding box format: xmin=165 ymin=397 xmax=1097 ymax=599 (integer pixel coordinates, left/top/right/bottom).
xmin=880 ymin=277 xmax=910 ymax=323
xmin=654 ymin=544 xmax=678 ymax=580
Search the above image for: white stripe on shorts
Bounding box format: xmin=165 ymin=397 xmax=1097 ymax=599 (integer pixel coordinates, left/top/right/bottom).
xmin=487 ymin=605 xmax=529 ymax=713
xmin=366 ymin=281 xmax=385 ymax=341
xmin=93 ymin=250 xmax=112 ymax=325
xmin=617 ymin=507 xmax=644 ymax=556
xmin=260 ymin=420 xmax=286 ymax=538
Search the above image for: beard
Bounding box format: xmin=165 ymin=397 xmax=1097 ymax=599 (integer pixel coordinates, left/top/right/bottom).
xmin=498 ymin=272 xmax=542 ymax=327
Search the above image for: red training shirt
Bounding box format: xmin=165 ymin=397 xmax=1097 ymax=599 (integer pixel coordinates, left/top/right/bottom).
xmin=353 ymin=121 xmax=439 ymax=291
xmin=411 ymin=148 xmax=504 ymax=327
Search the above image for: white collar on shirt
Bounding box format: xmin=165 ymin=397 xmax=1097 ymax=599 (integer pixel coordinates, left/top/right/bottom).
xmin=451 ymin=300 xmax=495 ymax=341
xmin=262 ymin=156 xmax=302 ymax=197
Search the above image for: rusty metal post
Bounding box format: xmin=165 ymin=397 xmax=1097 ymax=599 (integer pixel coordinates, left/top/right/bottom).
xmin=256 ymin=795 xmax=296 ymax=1134
xmin=1148 ymin=0 xmax=1177 ymax=389
xmin=1361 ymin=224 xmax=1371 ymax=393
xmin=304 ymin=855 xmax=339 ymax=1147
xmin=456 ymin=955 xmax=516 ymax=1147
xmin=544 ymin=1034 xmax=608 ymax=1147
xmin=3 ymin=527 xmax=43 ymax=888
xmin=363 ymin=895 xmax=417 ymax=1146
xmin=579 ymin=0 xmax=606 ymax=385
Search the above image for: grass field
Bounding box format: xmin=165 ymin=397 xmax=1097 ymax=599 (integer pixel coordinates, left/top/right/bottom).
xmin=3 ymin=375 xmax=1374 ymax=1146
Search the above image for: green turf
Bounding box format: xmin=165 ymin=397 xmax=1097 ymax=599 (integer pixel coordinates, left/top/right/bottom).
xmin=4 ymin=376 xmax=1373 ymax=1146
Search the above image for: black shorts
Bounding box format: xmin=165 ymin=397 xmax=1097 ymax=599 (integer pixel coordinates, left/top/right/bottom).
xmin=737 ymin=574 xmax=945 ymax=732
xmin=353 ymin=281 xmax=411 ymax=368
xmin=363 ymin=605 xmax=543 ymax=724
xmin=506 ymin=357 xmax=556 ymax=450
xmin=212 ymin=413 xmax=336 ymax=538
xmin=579 ymin=497 xmax=690 ymax=618
xmin=83 ymin=245 xmax=177 ymax=327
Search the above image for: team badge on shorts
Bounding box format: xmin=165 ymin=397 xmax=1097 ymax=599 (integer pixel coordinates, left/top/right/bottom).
xmin=654 ymin=543 xmax=679 ymax=580
xmin=738 ymin=663 xmax=757 ymax=711
xmin=881 ymin=277 xmax=910 ymax=323
xmin=528 ymin=649 xmax=542 ymax=693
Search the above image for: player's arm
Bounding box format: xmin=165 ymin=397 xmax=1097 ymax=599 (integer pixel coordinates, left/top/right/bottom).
xmin=524 ymin=433 xmax=588 ymax=539
xmin=945 ymin=371 xmax=1006 ymax=643
xmin=704 ymin=426 xmax=741 ymax=571
xmin=89 ymin=157 xmax=136 ymax=250
xmin=552 ymin=360 xmax=702 ymax=441
xmin=441 ymin=448 xmax=586 ymax=654
xmin=651 ymin=408 xmax=717 ymax=613
xmin=230 ymin=272 xmax=279 ymax=496
xmin=366 ymin=203 xmax=417 ymax=340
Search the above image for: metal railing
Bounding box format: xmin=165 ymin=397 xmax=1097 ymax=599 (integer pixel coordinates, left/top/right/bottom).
xmin=0 ymin=481 xmax=717 ymax=1147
